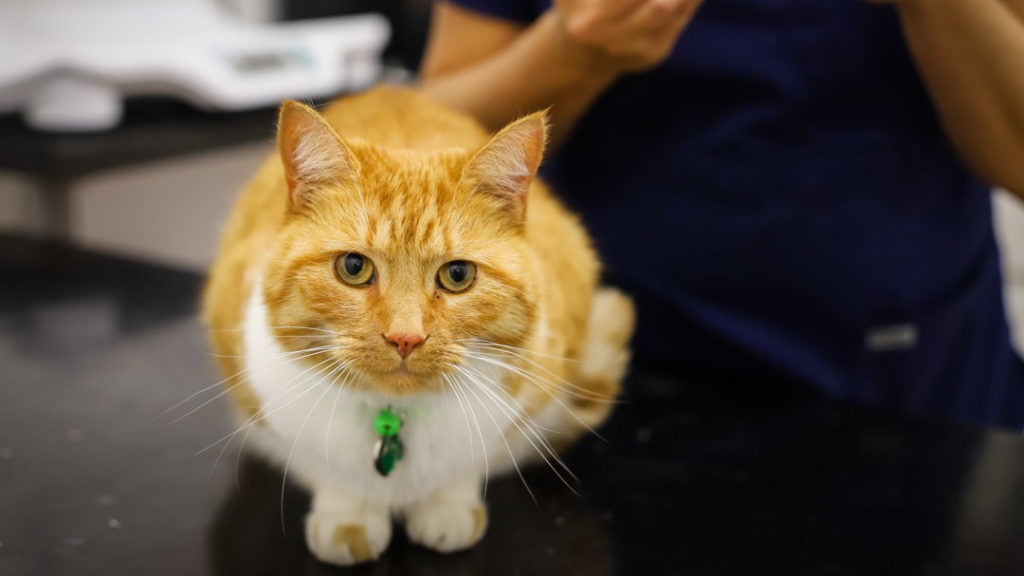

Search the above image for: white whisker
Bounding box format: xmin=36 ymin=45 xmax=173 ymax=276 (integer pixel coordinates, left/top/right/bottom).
xmin=464 ymin=341 xmax=616 ymax=401
xmin=442 ymin=374 xmax=473 ymax=460
xmin=449 ymin=369 xmax=535 ymax=505
xmin=457 ymin=338 xmax=581 ymax=365
xmin=454 ymin=364 xmax=579 ymax=492
xmin=464 ymin=349 xmax=614 ymax=404
xmin=169 ymin=346 xmax=340 ymax=426
xmin=207 ymin=355 xmax=343 ymax=477
xmin=153 ymin=344 xmax=340 ymax=424
xmin=463 ymin=351 xmax=610 ymax=443
xmin=325 ymin=364 xmax=358 ymax=473
xmin=443 ymin=372 xmax=489 ymax=497
xmin=198 ymin=354 xmax=340 ymax=457
xmin=280 ymin=359 xmax=345 ymax=534
xmin=210 ymin=325 xmax=347 ymax=336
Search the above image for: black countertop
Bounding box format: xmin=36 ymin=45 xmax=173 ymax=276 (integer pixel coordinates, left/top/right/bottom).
xmin=0 ymin=100 xmax=277 ymax=180
xmin=2 ymin=235 xmax=1023 ymax=576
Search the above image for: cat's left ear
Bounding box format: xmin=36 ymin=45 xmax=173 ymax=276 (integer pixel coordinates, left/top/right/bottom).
xmin=462 ymin=111 xmax=548 ymax=223
xmin=277 ymin=100 xmax=359 ymax=209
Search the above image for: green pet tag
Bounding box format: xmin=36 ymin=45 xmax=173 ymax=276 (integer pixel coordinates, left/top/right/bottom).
xmin=373 ymin=408 xmax=404 ymax=477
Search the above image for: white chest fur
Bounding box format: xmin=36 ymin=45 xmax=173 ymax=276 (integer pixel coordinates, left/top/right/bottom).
xmin=241 ymin=286 xmax=519 ymax=508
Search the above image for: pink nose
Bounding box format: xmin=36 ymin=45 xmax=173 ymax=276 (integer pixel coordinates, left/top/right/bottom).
xmin=386 ymin=333 xmax=425 ymax=359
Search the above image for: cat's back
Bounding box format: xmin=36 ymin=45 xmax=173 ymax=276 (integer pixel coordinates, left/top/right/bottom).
xmin=321 ymin=86 xmax=490 ymax=152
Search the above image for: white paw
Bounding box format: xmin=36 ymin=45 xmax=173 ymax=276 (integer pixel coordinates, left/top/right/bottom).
xmin=405 ymin=500 xmax=488 ymax=553
xmin=305 ymin=506 xmax=391 ymax=566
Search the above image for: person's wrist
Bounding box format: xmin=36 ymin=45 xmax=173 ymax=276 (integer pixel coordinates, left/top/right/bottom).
xmin=539 ymin=9 xmax=623 ymax=87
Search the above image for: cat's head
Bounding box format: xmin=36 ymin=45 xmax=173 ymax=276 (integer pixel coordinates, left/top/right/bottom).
xmin=261 ymin=100 xmax=548 ymax=396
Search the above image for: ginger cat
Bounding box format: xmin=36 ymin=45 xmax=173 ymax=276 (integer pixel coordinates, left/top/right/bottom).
xmin=202 ymin=86 xmax=634 ymax=566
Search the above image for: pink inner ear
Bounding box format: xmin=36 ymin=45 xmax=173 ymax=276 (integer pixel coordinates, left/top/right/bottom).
xmin=465 ymin=114 xmax=548 ymax=218
xmin=277 ymin=101 xmax=356 ymax=208
xmin=519 ymin=118 xmax=546 ymax=175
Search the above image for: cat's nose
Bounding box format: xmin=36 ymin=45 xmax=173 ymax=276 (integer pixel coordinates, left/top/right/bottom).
xmin=385 ymin=333 xmax=425 ymax=359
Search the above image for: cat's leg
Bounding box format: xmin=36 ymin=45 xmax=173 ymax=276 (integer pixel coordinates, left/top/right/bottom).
xmin=305 ymin=486 xmax=392 ymax=566
xmin=404 ymin=474 xmax=487 ymax=553
xmin=572 ymin=287 xmax=635 ymax=429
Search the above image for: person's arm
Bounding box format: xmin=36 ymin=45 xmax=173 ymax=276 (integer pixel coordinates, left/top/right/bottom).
xmin=420 ymin=0 xmax=702 ymax=146
xmin=871 ymin=0 xmax=1024 ymax=196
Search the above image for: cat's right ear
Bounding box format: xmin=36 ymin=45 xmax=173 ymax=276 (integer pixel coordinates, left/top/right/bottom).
xmin=277 ymin=101 xmax=359 ymax=209
xmin=462 ymin=111 xmax=548 ymax=224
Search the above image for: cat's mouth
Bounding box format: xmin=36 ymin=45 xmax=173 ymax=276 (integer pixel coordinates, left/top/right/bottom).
xmin=364 ymin=358 xmax=427 ymax=375
xmin=364 ymin=365 xmax=442 ymax=396
xmin=345 ymin=345 xmax=452 ymax=394
xmin=358 ymin=355 xmax=434 ymax=377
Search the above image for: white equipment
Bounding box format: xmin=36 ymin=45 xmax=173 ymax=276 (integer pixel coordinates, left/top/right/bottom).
xmin=0 ymin=0 xmax=390 ymax=131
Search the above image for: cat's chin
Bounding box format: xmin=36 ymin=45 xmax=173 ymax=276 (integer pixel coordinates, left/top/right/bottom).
xmin=365 ymin=367 xmax=443 ymax=397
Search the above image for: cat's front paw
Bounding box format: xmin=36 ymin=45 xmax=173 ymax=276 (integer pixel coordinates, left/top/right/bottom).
xmin=305 ymin=506 xmax=391 ymax=566
xmin=405 ymin=500 xmax=488 ymax=553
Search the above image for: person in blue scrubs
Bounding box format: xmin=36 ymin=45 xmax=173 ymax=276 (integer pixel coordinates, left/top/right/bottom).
xmin=419 ymin=0 xmax=1024 ymax=428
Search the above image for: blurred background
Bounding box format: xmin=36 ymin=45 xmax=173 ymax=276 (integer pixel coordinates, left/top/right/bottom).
xmin=0 ymin=0 xmax=429 ymax=262
xmin=0 ymin=0 xmax=1023 ymax=349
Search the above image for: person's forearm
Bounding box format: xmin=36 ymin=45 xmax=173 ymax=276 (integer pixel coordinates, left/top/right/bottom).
xmin=420 ymin=10 xmax=618 ymax=146
xmin=898 ymin=0 xmax=1024 ymax=195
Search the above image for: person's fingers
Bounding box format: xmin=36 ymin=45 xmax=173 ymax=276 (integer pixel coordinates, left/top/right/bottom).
xmin=649 ymin=0 xmax=694 ymax=16
xmin=667 ymin=0 xmax=701 ymax=28
xmin=556 ymin=0 xmax=701 ymax=72
xmin=597 ymin=0 xmax=649 ymax=21
xmin=611 ymin=0 xmax=697 ymax=58
xmin=622 ymin=0 xmax=698 ymax=37
xmin=560 ymin=0 xmax=647 ymax=43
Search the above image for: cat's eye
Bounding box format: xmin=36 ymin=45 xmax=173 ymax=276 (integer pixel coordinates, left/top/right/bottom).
xmin=437 ymin=261 xmax=476 ymax=293
xmin=335 ymin=252 xmax=375 ymax=286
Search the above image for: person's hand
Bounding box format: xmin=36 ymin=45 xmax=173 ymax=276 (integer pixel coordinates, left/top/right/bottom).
xmin=553 ymin=0 xmax=703 ymax=76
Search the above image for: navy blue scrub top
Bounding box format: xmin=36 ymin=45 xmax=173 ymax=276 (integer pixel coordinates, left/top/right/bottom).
xmin=447 ymin=0 xmax=1024 ymax=428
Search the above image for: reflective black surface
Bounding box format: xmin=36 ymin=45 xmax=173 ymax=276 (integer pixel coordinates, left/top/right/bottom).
xmin=0 ymin=100 xmax=276 ymax=180
xmin=2 ymin=235 xmax=1024 ymax=575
